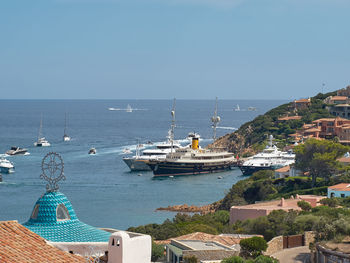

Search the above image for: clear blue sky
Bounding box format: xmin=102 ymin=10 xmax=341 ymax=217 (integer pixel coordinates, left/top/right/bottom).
xmin=1 ymin=0 xmax=349 ymax=99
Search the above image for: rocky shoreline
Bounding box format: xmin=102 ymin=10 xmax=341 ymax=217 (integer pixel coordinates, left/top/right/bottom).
xmin=156 ymin=204 xmax=215 ymax=214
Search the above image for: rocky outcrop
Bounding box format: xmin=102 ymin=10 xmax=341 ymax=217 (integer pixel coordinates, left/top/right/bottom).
xmin=156 ymin=204 xmax=215 ymax=214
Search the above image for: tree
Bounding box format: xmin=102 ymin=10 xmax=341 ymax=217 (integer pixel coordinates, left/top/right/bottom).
xmin=294 ymin=139 xmax=349 ymax=187
xmin=151 ymin=241 xmax=164 ymax=262
xmin=222 ymin=256 xmax=245 ymax=263
xmin=240 ymin=236 xmax=268 ymax=258
xmin=297 ymin=200 xmax=312 ymax=211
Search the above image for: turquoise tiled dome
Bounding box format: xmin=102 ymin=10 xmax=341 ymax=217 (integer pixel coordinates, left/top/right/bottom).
xmin=23 ymin=191 xmax=111 ymax=242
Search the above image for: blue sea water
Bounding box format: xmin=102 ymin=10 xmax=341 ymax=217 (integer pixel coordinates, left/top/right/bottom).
xmin=0 ymin=99 xmax=285 ymax=230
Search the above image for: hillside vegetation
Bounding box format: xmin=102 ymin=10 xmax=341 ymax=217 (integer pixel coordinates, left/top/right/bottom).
xmin=212 ymin=91 xmax=336 ymax=155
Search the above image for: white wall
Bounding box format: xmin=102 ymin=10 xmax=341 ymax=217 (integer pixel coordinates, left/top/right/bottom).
xmin=108 ymin=231 xmax=151 ymax=263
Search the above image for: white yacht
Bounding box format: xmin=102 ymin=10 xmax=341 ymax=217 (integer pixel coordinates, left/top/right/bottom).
xmin=63 ymin=113 xmax=71 ymax=142
xmin=123 ymin=140 xmax=181 ymax=171
xmin=239 ymin=135 xmax=295 ymax=175
xmin=147 ymin=98 xmax=237 ymax=177
xmin=34 ymin=115 xmax=50 ymax=147
xmin=148 ymin=135 xmax=237 ymax=177
xmin=123 ymin=99 xmax=180 ymax=171
xmin=0 ymin=158 xmax=15 ymax=174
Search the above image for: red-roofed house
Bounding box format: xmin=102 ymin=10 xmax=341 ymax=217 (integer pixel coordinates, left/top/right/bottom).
xmin=328 ymin=183 xmax=350 ymax=198
xmin=293 ymin=98 xmax=311 ymax=110
xmin=0 ymin=221 xmax=85 ymax=263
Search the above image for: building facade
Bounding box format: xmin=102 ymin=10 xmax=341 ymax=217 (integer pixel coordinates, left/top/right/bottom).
xmin=328 ymin=183 xmax=350 ymax=198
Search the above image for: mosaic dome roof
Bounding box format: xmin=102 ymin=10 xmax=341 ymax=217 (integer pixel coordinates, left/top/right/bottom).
xmin=23 ymin=191 xmax=111 ymax=242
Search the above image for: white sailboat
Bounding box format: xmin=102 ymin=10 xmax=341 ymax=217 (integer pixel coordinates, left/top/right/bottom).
xmin=34 ymin=114 xmax=50 ymax=147
xmin=63 ymin=113 xmax=71 ymax=142
xmin=234 ymin=104 xmax=241 ymax=111
xmin=126 ymin=104 xmax=133 ymax=113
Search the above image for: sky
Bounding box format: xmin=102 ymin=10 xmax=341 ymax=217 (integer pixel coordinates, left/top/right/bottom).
xmin=0 ymin=0 xmax=349 ymax=100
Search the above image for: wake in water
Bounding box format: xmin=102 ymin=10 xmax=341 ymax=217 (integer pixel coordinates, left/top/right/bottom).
xmin=216 ymin=126 xmax=237 ymax=130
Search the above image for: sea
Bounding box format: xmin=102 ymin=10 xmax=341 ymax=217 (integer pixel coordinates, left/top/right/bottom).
xmin=0 ymin=99 xmax=285 ymax=230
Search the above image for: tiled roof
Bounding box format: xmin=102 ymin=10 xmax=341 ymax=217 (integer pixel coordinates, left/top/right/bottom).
xmin=295 ymin=98 xmax=310 ymax=103
xmin=275 ymin=165 xmax=290 ymax=173
xmin=338 ymin=157 xmax=350 ymax=163
xmin=278 ymin=116 xmax=302 ymax=121
xmin=174 ymin=232 xmax=259 ymax=247
xmin=330 ymin=96 xmax=348 ymax=101
xmin=328 ymin=183 xmax=350 ymax=191
xmin=23 ymin=191 xmax=111 ymax=242
xmin=0 ymin=221 xmax=85 ymax=263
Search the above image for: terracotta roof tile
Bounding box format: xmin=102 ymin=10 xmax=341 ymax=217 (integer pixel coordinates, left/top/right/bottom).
xmin=0 ymin=221 xmax=85 ymax=263
xmin=330 ymin=96 xmax=348 ymax=101
xmin=275 ymin=165 xmax=290 ymax=173
xmin=295 ymin=98 xmax=310 ymax=103
xmin=328 ymin=183 xmax=350 ymax=191
xmin=278 ymin=116 xmax=302 ymax=121
xmin=173 ymin=232 xmax=260 ymax=247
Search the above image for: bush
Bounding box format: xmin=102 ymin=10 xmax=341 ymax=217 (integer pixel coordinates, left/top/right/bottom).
xmin=320 ymin=198 xmax=339 ymax=208
xmin=297 ymin=200 xmax=312 ymax=211
xmin=253 ymin=255 xmax=279 ymax=263
xmin=183 ymin=255 xmax=198 ymax=263
xmin=151 ymin=241 xmax=164 ymax=262
xmin=222 ymin=256 xmax=245 ymax=263
xmin=240 ymin=236 xmax=268 ymax=257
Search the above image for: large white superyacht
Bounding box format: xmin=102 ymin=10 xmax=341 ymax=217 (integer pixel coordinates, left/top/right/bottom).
xmin=238 ymin=135 xmax=295 ymax=175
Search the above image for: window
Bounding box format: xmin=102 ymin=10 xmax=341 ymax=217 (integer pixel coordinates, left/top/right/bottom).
xmin=56 ymin=204 xmax=70 ymax=221
xmin=31 ymin=204 xmax=40 ymax=219
xmin=330 ymin=192 xmax=335 ymax=198
xmin=341 ymin=194 xmax=345 ymax=198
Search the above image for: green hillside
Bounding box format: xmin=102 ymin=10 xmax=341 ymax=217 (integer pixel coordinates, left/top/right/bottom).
xmin=212 ymin=91 xmax=336 ymax=155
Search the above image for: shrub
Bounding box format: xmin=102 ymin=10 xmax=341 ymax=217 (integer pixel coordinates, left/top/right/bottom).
xmin=183 ymin=255 xmax=198 ymax=263
xmin=297 ymin=200 xmax=312 ymax=211
xmin=253 ymin=255 xmax=279 ymax=263
xmin=240 ymin=236 xmax=268 ymax=257
xmin=320 ymin=198 xmax=339 ymax=208
xmin=151 ymin=241 xmax=164 ymax=262
xmin=222 ymin=256 xmax=245 ymax=263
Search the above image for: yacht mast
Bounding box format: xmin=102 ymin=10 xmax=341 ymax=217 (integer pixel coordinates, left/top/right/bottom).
xmin=211 ymin=97 xmax=221 ymax=140
xmin=170 ymin=98 xmax=176 ymax=155
xmin=64 ymin=113 xmax=68 ymax=136
xmin=38 ymin=114 xmax=43 ymax=140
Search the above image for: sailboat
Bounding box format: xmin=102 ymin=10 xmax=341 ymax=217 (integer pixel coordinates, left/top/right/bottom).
xmin=126 ymin=104 xmax=133 ymax=113
xmin=63 ymin=113 xmax=71 ymax=142
xmin=34 ymin=114 xmax=51 ymax=147
xmin=234 ymin=104 xmax=241 ymax=111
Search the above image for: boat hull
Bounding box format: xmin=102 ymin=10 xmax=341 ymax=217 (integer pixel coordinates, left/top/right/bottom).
xmin=0 ymin=167 xmax=14 ymax=174
xmin=123 ymin=158 xmax=152 ymax=171
xmin=148 ymin=161 xmax=234 ymax=177
xmin=239 ymin=165 xmax=274 ymax=176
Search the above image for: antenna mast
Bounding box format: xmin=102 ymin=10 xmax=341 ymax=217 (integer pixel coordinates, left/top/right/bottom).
xmin=211 ymin=97 xmax=221 ymax=140
xmin=170 ymin=98 xmax=176 ymax=155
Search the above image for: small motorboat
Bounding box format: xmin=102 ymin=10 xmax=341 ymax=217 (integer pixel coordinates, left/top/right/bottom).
xmin=0 ymin=158 xmax=15 ymax=174
xmin=6 ymin=146 xmax=29 ymax=156
xmin=89 ymin=148 xmax=96 ymax=155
